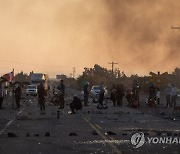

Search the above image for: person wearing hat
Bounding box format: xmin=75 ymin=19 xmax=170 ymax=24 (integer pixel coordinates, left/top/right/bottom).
xmin=70 ymin=95 xmax=82 ymax=114
xmin=164 ymin=83 xmax=171 ymax=107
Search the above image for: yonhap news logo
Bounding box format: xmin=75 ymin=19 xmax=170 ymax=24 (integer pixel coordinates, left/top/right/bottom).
xmin=131 ymin=132 xmax=145 ymax=148
xmin=131 ymin=132 xmax=180 ymax=149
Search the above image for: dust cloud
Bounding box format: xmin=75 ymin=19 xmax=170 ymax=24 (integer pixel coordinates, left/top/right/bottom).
xmin=0 ymin=0 xmax=180 ymax=77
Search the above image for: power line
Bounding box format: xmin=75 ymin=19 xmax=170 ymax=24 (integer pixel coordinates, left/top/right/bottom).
xmin=108 ymin=61 xmax=118 ymax=74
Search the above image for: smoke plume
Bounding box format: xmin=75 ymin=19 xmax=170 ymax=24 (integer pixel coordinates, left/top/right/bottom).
xmin=0 ymin=0 xmax=180 ymax=76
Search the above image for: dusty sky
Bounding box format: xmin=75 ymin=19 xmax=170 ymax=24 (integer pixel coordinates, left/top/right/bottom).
xmin=0 ymin=0 xmax=180 ymax=78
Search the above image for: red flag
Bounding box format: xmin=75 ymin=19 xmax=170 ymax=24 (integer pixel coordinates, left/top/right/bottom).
xmin=3 ymin=71 xmax=14 ymax=82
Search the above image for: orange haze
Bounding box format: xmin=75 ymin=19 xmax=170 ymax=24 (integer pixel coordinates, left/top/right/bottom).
xmin=0 ymin=0 xmax=180 ymax=77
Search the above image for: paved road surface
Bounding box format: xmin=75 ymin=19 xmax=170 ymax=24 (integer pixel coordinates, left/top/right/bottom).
xmin=0 ymin=89 xmax=180 ymax=154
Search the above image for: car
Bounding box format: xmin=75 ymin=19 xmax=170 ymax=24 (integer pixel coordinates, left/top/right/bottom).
xmin=26 ymin=85 xmax=38 ymax=96
xmin=90 ymin=85 xmax=108 ymax=99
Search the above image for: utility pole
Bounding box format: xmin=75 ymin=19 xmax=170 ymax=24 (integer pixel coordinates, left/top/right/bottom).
xmin=72 ymin=67 xmax=76 ymax=78
xmin=116 ymin=68 xmax=121 ymax=78
xmin=108 ymin=62 xmax=118 ymax=74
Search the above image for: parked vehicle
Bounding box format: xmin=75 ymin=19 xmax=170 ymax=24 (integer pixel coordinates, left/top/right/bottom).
xmin=26 ymin=85 xmax=37 ymax=96
xmin=30 ymin=73 xmax=49 ymax=95
xmin=90 ymin=85 xmax=108 ymax=99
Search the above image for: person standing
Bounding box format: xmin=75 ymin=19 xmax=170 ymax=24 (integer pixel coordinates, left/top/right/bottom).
xmin=57 ymin=79 xmax=65 ymax=109
xmin=170 ymin=84 xmax=178 ymax=108
xmin=83 ymin=82 xmax=89 ymax=106
xmin=14 ymin=84 xmax=22 ymax=109
xmin=37 ymin=83 xmax=46 ymax=113
xmin=164 ymin=84 xmax=171 ymax=107
xmin=156 ymin=88 xmax=160 ymax=104
xmin=149 ymin=84 xmax=156 ymax=101
xmin=98 ymin=81 xmax=105 ymax=107
xmin=110 ymin=84 xmax=116 ymax=106
xmin=116 ymin=84 xmax=124 ymax=107
xmin=0 ymin=84 xmax=4 ymax=109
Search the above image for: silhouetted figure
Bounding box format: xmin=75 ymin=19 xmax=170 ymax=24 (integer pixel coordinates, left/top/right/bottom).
xmin=149 ymin=84 xmax=156 ymax=100
xmin=0 ymin=84 xmax=4 ymax=109
xmin=126 ymin=88 xmax=133 ymax=106
xmin=57 ymin=80 xmax=65 ymax=109
xmin=148 ymin=84 xmax=157 ymax=107
xmin=156 ymin=88 xmax=160 ymax=104
xmin=110 ymin=84 xmax=116 ymax=106
xmin=83 ymin=82 xmax=89 ymax=106
xmin=171 ymin=84 xmax=178 ymax=108
xmin=116 ymin=84 xmax=124 ymax=107
xmin=14 ymin=84 xmax=22 ymax=109
xmin=99 ymin=82 xmax=105 ymax=106
xmin=37 ymin=83 xmax=46 ymax=112
xmin=132 ymin=80 xmax=140 ymax=100
xmin=164 ymin=84 xmax=171 ymax=107
xmin=70 ymin=96 xmax=82 ymax=114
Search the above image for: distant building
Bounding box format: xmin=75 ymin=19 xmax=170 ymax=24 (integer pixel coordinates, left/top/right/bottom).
xmin=56 ymin=74 xmax=67 ymax=80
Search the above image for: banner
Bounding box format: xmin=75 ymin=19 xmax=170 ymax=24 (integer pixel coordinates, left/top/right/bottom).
xmin=2 ymin=70 xmax=14 ymax=83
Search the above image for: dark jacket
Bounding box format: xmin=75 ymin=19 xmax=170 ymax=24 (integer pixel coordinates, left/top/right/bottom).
xmin=14 ymin=86 xmax=22 ymax=97
xmin=57 ymin=84 xmax=65 ymax=96
xmin=72 ymin=97 xmax=82 ymax=109
xmin=38 ymin=84 xmax=46 ymax=99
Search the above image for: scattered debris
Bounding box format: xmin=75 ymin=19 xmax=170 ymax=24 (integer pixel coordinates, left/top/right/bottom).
xmin=167 ymin=132 xmax=172 ymax=136
xmin=105 ymin=131 xmax=117 ymax=136
xmin=69 ymin=132 xmax=77 ymax=136
xmin=7 ymin=132 xmax=17 ymax=137
xmin=172 ymin=118 xmax=176 ymax=121
xmin=57 ymin=110 xmax=60 ymax=119
xmin=164 ymin=116 xmax=172 ymax=120
xmin=34 ymin=134 xmax=39 ymax=137
xmin=174 ymin=133 xmax=178 ymax=136
xmin=97 ymin=104 xmax=108 ymax=109
xmin=160 ymin=112 xmax=165 ymax=116
xmin=156 ymin=132 xmax=161 ymax=136
xmin=68 ymin=111 xmax=72 ymax=114
xmin=92 ymin=131 xmax=98 ymax=136
xmin=26 ymin=133 xmax=30 ymax=137
xmin=45 ymin=132 xmax=50 ymax=137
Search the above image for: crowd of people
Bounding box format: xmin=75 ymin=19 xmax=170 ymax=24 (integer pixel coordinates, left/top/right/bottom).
xmin=0 ymin=79 xmax=179 ymax=114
